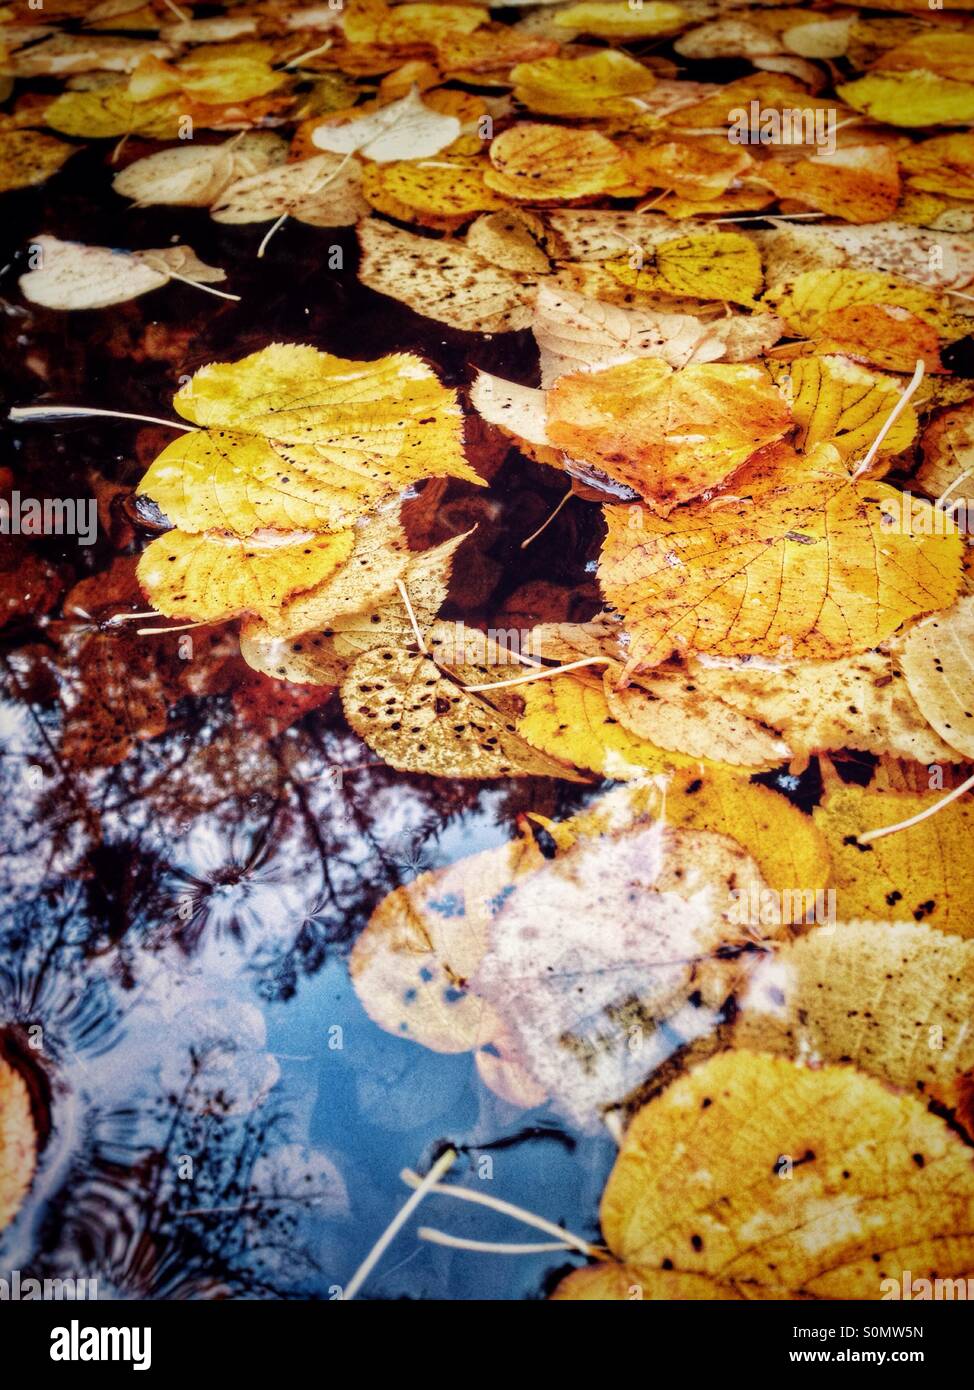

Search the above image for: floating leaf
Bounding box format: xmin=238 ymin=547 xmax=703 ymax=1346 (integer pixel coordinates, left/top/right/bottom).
xmin=756 ymin=145 xmax=900 ymax=225
xmin=137 ymin=529 xmax=356 ymax=625
xmin=357 ymin=217 xmax=537 ymax=332
xmin=511 ymin=50 xmax=656 ymax=119
xmin=552 ymin=1 xmax=686 ymax=41
xmin=18 ymin=235 xmax=230 ymax=310
xmin=552 ymin=1052 xmax=974 ymax=1299
xmin=340 ymin=646 xmax=582 ymax=779
xmin=734 ymin=921 xmax=974 ymax=1117
xmin=898 ymin=597 xmax=974 ymax=758
xmin=598 ymin=443 xmax=963 ymax=675
xmin=112 ymin=133 xmax=287 ymax=207
xmin=485 ymin=123 xmax=629 ymax=202
xmin=690 ymin=650 xmax=960 ymax=764
xmin=311 ymin=87 xmax=460 ymax=163
xmin=777 ymin=353 xmax=918 ymax=463
xmin=604 ymin=230 xmax=763 ymax=308
xmin=546 ymin=359 xmax=791 ymax=513
xmin=44 ymin=83 xmax=184 ymax=139
xmin=0 ymin=128 xmax=78 ymax=192
xmin=211 ymin=152 xmax=368 ymax=228
xmin=837 ymin=70 xmax=974 ymax=128
xmin=0 ymin=1055 xmax=36 ymax=1233
xmin=813 ymin=777 xmax=974 ymax=936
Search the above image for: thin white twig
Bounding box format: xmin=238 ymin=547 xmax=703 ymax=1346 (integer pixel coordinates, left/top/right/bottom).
xmin=401 ymin=1169 xmax=599 ymax=1257
xmin=108 ymin=610 xmax=161 ymax=624
xmin=284 ymin=39 xmax=334 ymax=70
xmin=857 ymin=770 xmax=974 ymax=844
xmin=417 ymin=1228 xmax=573 ymax=1255
xmin=257 ymin=150 xmax=354 ymax=259
xmin=137 ymin=621 xmax=207 ymax=636
xmin=521 ymin=488 xmax=572 ymax=549
xmin=9 ymin=406 xmax=197 ymax=432
xmin=162 ymin=0 xmax=190 ymax=21
xmin=344 ymin=1149 xmax=457 ymax=1301
xmin=851 ymin=358 xmax=925 ymax=480
xmin=463 ymin=656 xmax=610 ymax=693
xmin=396 ymin=579 xmax=428 ymax=654
xmin=936 ymin=465 xmax=974 ymax=511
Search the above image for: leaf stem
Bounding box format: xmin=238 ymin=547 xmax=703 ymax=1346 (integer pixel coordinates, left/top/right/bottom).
xmin=344 ymin=1148 xmax=457 ymax=1301
xmin=851 ymin=358 xmax=925 ymax=480
xmin=401 ymin=1169 xmax=601 ymax=1257
xmin=8 ymin=406 xmax=198 ymax=432
xmin=463 ymin=656 xmax=610 ymax=693
xmin=857 ymin=770 xmax=974 ymax=844
xmin=417 ymin=1228 xmax=574 ymax=1255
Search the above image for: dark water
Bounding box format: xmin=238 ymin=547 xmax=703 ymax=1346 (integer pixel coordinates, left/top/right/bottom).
xmin=0 ymin=136 xmax=630 ymax=1300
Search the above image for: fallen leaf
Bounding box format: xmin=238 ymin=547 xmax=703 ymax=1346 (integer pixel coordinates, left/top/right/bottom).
xmin=776 ymin=353 xmax=918 ymax=464
xmin=734 ymin=921 xmax=974 ymax=1118
xmin=340 ymin=645 xmax=582 ymax=779
xmin=546 ymin=359 xmax=791 ymax=513
xmin=137 ymin=528 xmax=356 ymax=625
xmin=837 ymin=70 xmax=974 ymax=128
xmin=0 ymin=128 xmax=78 ymax=192
xmin=511 ymin=50 xmax=656 ymax=119
xmin=112 ymin=132 xmax=287 ymax=207
xmin=552 ymin=1052 xmax=974 ymax=1299
xmin=552 ymin=1 xmax=686 ymax=41
xmin=357 ymin=217 xmax=537 ymax=332
xmin=18 ymin=235 xmax=230 ymax=310
xmin=756 ymin=145 xmax=900 ymax=224
xmin=311 ymin=86 xmax=460 ymax=162
xmin=532 ymin=282 xmax=782 ymax=384
xmin=690 ymin=649 xmax=961 ymax=764
xmin=44 ymin=83 xmax=184 ymax=139
xmin=474 ymin=821 xmax=772 ymax=1129
xmin=485 ymin=123 xmax=629 ymax=202
xmin=897 ymin=597 xmax=974 ymax=758
xmin=604 ymin=229 xmax=763 ymax=308
xmin=598 ymin=443 xmax=963 ymax=675
xmin=813 ymin=777 xmax=974 ymax=936
xmin=211 ymin=151 xmax=369 ymax=227
xmin=0 ymin=1055 xmax=35 ymax=1233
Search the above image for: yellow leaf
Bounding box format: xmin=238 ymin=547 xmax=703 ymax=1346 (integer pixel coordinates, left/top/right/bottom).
xmin=597 ymin=443 xmax=963 ymax=674
xmin=756 ymin=145 xmax=900 ymax=224
xmin=44 ymin=84 xmax=184 ymax=139
xmin=620 ymin=137 xmax=753 ymax=201
xmin=837 ymin=70 xmax=974 ymax=127
xmin=361 ymin=157 xmax=504 ymax=227
xmin=516 ymin=673 xmax=700 ymax=779
xmin=898 ymin=597 xmax=974 ymax=758
xmin=552 ymin=1052 xmax=974 ymax=1299
xmin=766 ymin=267 xmax=962 ymax=340
xmin=137 ymin=529 xmax=355 ymax=625
xmin=485 ymin=123 xmax=629 ymax=202
xmin=604 ymin=670 xmax=789 ymax=766
xmin=871 ymin=31 xmax=974 ymax=84
xmin=779 ymin=353 xmax=918 ymax=463
xmin=605 ymin=229 xmax=763 ymax=308
xmin=168 ymin=342 xmax=479 ymax=498
xmin=552 ymin=1 xmax=686 ymax=41
xmin=511 ymin=50 xmax=656 ymax=119
xmin=127 ymin=43 xmax=289 ymax=107
xmin=0 ymin=128 xmax=77 ymax=191
xmin=900 ymin=131 xmax=974 ymax=199
xmin=690 ymin=649 xmax=960 ymax=764
xmin=813 ymin=777 xmax=974 ymax=935
xmin=541 ymin=771 xmax=830 ymax=898
xmin=734 ymin=921 xmax=974 ymax=1119
xmin=340 ymin=647 xmax=584 ymax=779
xmin=546 ymin=358 xmax=791 ymax=513
xmin=0 ymin=1055 xmax=35 ymax=1233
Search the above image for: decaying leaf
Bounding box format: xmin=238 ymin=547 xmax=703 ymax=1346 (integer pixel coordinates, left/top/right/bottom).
xmin=211 ymin=152 xmax=369 ymax=228
xmin=340 ymin=645 xmax=582 ymax=780
xmin=18 ymin=235 xmax=230 ymax=310
xmin=511 ymin=50 xmax=656 ymax=119
xmin=0 ymin=128 xmax=78 ymax=192
xmin=486 ymin=123 xmax=629 ymax=202
xmin=552 ymin=1052 xmax=974 ymax=1299
xmin=311 ymin=87 xmax=461 ymax=163
xmin=734 ymin=921 xmax=974 ymax=1117
xmin=112 ymin=133 xmax=287 ymax=207
xmin=0 ymin=1055 xmax=36 ymax=1233
xmin=813 ymin=777 xmax=974 ymax=936
xmin=690 ymin=650 xmax=961 ymax=764
xmin=357 ymin=218 xmax=537 ymax=332
xmin=599 ymin=443 xmax=963 ymax=676
xmin=775 ymin=353 xmax=918 ymax=464
xmin=474 ymin=822 xmax=772 ymax=1130
xmin=546 ymin=359 xmax=791 ymax=513
xmin=897 ymin=597 xmax=974 ymax=758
